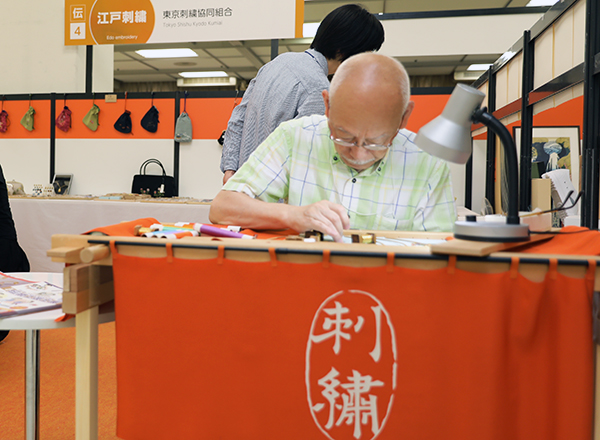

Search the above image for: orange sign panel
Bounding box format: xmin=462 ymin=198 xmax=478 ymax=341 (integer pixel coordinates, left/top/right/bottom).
xmin=65 ymin=0 xmax=303 ymax=46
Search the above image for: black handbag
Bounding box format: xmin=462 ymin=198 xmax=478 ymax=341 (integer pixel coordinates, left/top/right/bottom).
xmin=131 ymin=159 xmax=175 ymax=197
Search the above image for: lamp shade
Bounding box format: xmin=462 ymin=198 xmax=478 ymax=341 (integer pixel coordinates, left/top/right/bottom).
xmin=414 ymin=84 xmax=486 ymax=164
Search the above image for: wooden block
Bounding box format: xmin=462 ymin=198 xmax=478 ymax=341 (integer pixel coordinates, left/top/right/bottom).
xmin=343 ymin=230 xmax=450 ymax=240
xmin=430 ymin=234 xmax=554 ymax=257
xmin=430 ymin=239 xmax=516 ymax=256
xmin=80 ymin=245 xmax=110 ymax=264
xmin=531 ymin=178 xmax=551 ymax=211
xmin=47 ymin=246 xmax=85 ymax=263
xmin=50 ymin=235 xmax=114 ymax=266
xmin=51 ymin=234 xmax=91 ymax=249
xmin=62 ymin=264 xmax=114 ymax=314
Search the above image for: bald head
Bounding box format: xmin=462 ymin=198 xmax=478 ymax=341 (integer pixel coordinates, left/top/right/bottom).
xmin=329 ymin=53 xmax=411 ymax=116
xmin=323 ymin=53 xmax=414 ymax=171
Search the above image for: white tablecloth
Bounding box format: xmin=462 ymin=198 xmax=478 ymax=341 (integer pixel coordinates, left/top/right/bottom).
xmin=9 ymin=198 xmax=211 ymax=272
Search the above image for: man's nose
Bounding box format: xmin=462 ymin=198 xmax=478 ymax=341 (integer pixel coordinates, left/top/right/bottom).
xmin=353 ymin=144 xmax=373 ymax=159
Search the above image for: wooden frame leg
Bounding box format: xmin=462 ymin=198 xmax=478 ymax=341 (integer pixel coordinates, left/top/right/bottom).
xmin=24 ymin=329 xmax=40 ymax=440
xmin=76 ymin=306 xmax=99 ymax=440
xmin=593 ymin=344 xmax=600 ymax=440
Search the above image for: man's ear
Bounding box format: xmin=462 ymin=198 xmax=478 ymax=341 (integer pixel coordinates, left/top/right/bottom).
xmin=322 ymin=90 xmax=330 ymax=118
xmin=399 ymin=101 xmax=415 ymax=129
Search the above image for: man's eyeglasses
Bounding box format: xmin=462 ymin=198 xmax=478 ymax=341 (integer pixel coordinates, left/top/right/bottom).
xmin=329 ymin=131 xmax=398 ymax=151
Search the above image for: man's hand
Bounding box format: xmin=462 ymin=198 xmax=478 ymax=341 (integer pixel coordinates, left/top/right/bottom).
xmin=290 ymin=201 xmax=350 ymax=243
xmin=223 ymin=170 xmax=236 ymax=185
xmin=210 ymin=191 xmax=350 ymax=242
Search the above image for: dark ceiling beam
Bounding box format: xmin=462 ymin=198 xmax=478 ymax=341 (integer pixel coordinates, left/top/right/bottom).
xmin=229 ymin=41 xmax=265 ymax=69
xmin=196 ymin=48 xmax=234 ymax=75
xmin=113 ymin=67 xmax=260 ymax=76
xmin=397 ymin=57 xmax=501 ymax=69
xmin=114 ymin=39 xmax=315 ymax=54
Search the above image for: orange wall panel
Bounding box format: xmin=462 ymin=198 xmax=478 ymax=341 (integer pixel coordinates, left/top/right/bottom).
xmin=473 ymin=95 xmax=584 ymax=141
xmin=54 ymin=98 xmax=176 ymax=139
xmin=406 ymin=94 xmax=451 ymax=133
xmin=0 ymin=93 xmax=452 ymax=141
xmin=532 ymin=95 xmax=583 ymax=134
xmin=180 ymin=97 xmax=238 ymax=140
xmin=0 ymin=100 xmax=51 ymax=139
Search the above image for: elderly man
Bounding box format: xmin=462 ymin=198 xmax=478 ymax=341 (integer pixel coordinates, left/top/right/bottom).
xmin=209 ymin=53 xmax=456 ymax=242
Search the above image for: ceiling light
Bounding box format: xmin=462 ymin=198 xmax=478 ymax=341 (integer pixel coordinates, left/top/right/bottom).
xmin=303 ymin=23 xmax=319 ymax=38
xmin=526 ymin=0 xmax=559 ymax=6
xmin=498 ymin=50 xmax=517 ymax=64
xmin=136 ymin=48 xmax=198 ymax=59
xmin=178 ymin=71 xmax=228 ymax=78
xmin=467 ymin=64 xmax=493 ymax=71
xmin=454 ymin=71 xmax=484 ymax=82
xmin=177 ymin=77 xmax=237 ymax=87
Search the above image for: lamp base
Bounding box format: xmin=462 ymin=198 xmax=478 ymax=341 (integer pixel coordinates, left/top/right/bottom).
xmin=454 ymin=220 xmax=530 ymax=242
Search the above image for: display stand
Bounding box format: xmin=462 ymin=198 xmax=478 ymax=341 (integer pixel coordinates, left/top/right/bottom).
xmin=47 ymin=232 xmax=600 ymax=440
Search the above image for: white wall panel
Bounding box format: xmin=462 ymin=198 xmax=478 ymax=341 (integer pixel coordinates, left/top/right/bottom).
xmin=50 ymin=138 xmax=225 ymax=200
xmin=0 ymin=0 xmax=113 ymax=94
xmin=573 ymin=1 xmax=586 ymax=66
xmin=55 ymin=139 xmax=174 ymax=196
xmin=496 ymin=65 xmax=509 ymax=109
xmin=507 ymin=53 xmax=523 ymax=104
xmin=477 ymin=82 xmax=489 ymax=110
xmin=179 ymin=140 xmax=226 ymax=200
xmin=572 ymin=82 xmax=585 ymax=99
xmin=532 ymin=95 xmax=554 ymax=115
xmin=532 ymin=85 xmax=583 ymax=115
xmin=0 ymin=140 xmax=51 ymax=193
xmin=553 ymin=7 xmax=575 ymax=79
xmin=93 ymin=46 xmax=115 ymax=93
xmin=380 ymin=14 xmax=544 ymax=57
xmin=532 ymin=1 xmax=585 ymax=91
xmin=534 ymin=27 xmax=554 ymax=89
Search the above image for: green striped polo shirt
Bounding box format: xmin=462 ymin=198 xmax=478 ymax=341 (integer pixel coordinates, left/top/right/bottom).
xmin=223 ymin=115 xmax=456 ymax=232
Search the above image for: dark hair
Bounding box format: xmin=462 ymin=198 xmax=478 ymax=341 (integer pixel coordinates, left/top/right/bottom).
xmin=310 ymin=4 xmax=384 ymax=62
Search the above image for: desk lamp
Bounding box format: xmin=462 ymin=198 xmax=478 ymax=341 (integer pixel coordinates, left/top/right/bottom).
xmin=414 ymin=83 xmax=529 ymax=242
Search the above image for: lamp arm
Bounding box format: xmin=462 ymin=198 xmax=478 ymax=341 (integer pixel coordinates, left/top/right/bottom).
xmin=472 ymin=108 xmax=520 ymax=225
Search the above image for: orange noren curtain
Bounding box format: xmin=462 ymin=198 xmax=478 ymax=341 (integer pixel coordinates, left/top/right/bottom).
xmin=112 ymin=249 xmax=594 ymax=440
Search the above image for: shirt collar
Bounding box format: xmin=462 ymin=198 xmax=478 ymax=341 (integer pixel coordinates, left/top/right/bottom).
xmin=306 ymin=49 xmax=329 ymax=77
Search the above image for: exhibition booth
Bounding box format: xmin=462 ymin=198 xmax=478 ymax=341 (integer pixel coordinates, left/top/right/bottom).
xmin=1 ymin=0 xmax=600 ymax=440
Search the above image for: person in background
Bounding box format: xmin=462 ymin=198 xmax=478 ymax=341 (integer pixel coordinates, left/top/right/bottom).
xmin=210 ymin=53 xmax=456 ymax=241
xmin=0 ymin=164 xmax=30 ymax=343
xmin=220 ymin=4 xmax=385 ymax=184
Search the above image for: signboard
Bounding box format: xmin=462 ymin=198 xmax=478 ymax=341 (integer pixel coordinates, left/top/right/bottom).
xmin=65 ymin=0 xmax=303 ymax=46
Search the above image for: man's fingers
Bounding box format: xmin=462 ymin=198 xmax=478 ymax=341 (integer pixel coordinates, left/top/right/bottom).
xmin=327 ymin=202 xmax=351 ymax=230
xmin=320 ymin=210 xmax=345 ymax=239
xmin=312 ymin=219 xmax=343 ymax=242
xmin=303 ymin=201 xmax=348 ymax=241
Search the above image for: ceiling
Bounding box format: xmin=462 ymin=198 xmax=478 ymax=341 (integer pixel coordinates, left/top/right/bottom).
xmin=113 ymin=0 xmax=539 ymax=90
